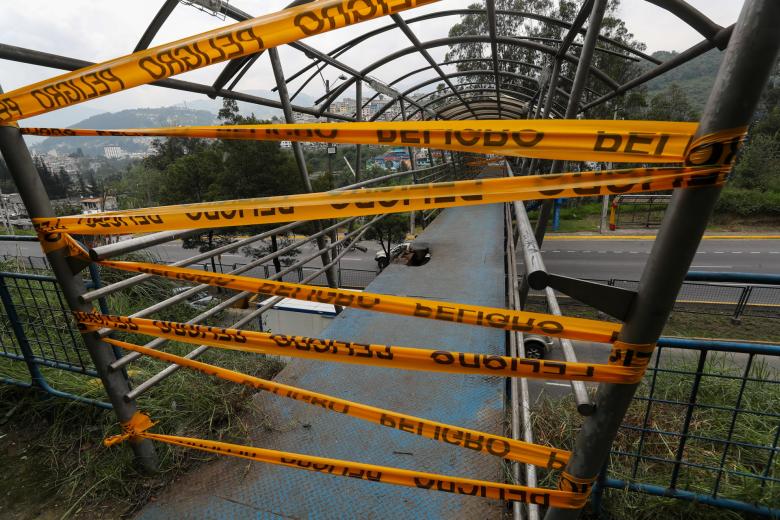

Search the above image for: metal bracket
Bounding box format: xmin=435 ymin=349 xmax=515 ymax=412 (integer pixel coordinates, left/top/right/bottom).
xmin=547 ymin=273 xmax=636 ymax=321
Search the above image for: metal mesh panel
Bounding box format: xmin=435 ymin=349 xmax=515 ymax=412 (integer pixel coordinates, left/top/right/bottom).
xmin=599 ymin=344 xmax=780 ymax=510
xmin=0 ymin=273 xmax=95 ymax=375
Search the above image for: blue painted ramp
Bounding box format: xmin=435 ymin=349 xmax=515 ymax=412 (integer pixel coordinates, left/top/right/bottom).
xmin=138 ymin=203 xmax=507 ymax=519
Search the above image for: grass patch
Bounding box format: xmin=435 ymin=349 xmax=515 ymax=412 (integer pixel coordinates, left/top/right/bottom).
xmin=532 ymin=355 xmax=780 ymax=519
xmin=526 ymin=296 xmax=780 ymax=343
xmin=0 ymin=254 xmax=287 ymax=519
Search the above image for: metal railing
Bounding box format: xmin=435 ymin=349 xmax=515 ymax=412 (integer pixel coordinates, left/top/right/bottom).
xmin=0 ymin=161 xmax=459 ymax=407
xmin=0 ymin=270 xmax=109 ymax=408
xmin=592 ymin=338 xmax=780 ymax=518
xmin=525 ymin=277 xmax=780 ymax=321
xmin=609 ymin=194 xmax=672 ymax=231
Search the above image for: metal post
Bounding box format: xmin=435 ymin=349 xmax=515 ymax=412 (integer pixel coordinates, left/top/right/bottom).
xmin=0 ymin=98 xmax=158 ymax=471
xmin=268 ymin=48 xmax=339 ymax=293
xmin=400 ymin=99 xmax=417 ymax=236
xmin=544 ymin=2 xmax=780 ymax=518
xmin=354 ymin=79 xmax=363 ymax=182
xmin=535 ymin=0 xmax=607 ymax=246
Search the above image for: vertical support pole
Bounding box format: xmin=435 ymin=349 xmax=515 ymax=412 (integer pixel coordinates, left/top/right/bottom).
xmin=599 ymin=193 xmax=609 ymax=234
xmin=400 ymin=99 xmax=417 ymax=237
xmin=268 ymin=48 xmax=339 ymax=293
xmin=354 ymin=79 xmax=363 ymax=183
xmin=543 ymin=2 xmax=780 ymax=518
xmin=535 ymin=0 xmax=607 ymax=247
xmin=0 ymin=106 xmax=158 ymax=472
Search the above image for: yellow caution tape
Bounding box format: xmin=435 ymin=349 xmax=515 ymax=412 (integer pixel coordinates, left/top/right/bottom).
xmin=101 ymin=338 xmax=570 ymax=469
xmin=20 ymin=120 xmax=731 ymax=162
xmin=0 ymin=0 xmax=436 ymax=123
xmin=81 ymin=312 xmax=641 ymax=383
xmin=106 ymin=411 xmax=586 ymax=508
xmin=608 ymin=341 xmax=656 ymax=369
xmin=557 ymin=471 xmax=597 ymax=495
xmin=34 ymin=166 xmax=727 ymax=237
xmin=95 ymin=259 xmax=622 ymax=343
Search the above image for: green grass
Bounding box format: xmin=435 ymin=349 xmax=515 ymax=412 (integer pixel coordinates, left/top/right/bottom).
xmin=0 ymin=253 xmax=286 ymax=519
xmin=526 ymin=296 xmax=780 ymax=343
xmin=532 ymin=355 xmax=780 ymax=519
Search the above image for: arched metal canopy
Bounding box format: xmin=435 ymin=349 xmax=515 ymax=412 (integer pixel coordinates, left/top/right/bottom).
xmin=0 ymin=0 xmax=734 ymax=124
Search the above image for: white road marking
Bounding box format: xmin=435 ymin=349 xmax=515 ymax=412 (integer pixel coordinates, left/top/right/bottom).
xmin=750 ymin=251 xmax=761 ymax=254
xmin=545 ymin=382 xmax=572 ymax=388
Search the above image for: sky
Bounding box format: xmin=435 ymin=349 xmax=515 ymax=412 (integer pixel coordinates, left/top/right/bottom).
xmin=0 ymin=0 xmax=744 ymax=120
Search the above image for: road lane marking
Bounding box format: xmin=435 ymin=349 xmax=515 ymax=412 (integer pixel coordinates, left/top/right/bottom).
xmin=546 ymin=235 xmax=780 ymax=241
xmin=545 ymin=382 xmax=572 ymax=388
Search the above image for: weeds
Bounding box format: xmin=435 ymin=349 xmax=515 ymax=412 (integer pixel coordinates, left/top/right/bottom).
xmin=0 ymin=252 xmax=286 ymax=519
xmin=532 ymin=354 xmax=780 ymax=519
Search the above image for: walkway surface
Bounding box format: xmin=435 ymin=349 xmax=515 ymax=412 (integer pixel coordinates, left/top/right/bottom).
xmin=137 ymin=203 xmax=508 ymax=519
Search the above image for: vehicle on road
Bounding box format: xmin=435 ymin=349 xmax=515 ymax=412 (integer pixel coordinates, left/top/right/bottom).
xmin=375 ymin=242 xmax=411 ymax=269
xmin=523 ymin=334 xmax=554 ymax=359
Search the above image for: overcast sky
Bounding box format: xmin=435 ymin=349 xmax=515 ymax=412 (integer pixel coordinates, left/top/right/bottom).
xmin=0 ymin=0 xmax=744 ymax=118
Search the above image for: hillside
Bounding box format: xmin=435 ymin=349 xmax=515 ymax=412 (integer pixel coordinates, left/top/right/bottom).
xmin=644 ymin=49 xmax=724 ymax=112
xmin=32 ymin=107 xmax=217 ymax=156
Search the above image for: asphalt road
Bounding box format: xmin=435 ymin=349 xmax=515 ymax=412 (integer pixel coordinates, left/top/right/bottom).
xmin=1 ymin=236 xmax=777 ymax=281
xmin=541 ymin=238 xmax=780 ymax=281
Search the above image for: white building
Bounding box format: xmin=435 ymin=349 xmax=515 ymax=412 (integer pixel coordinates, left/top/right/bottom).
xmin=103 ymin=146 xmax=125 ymax=159
xmin=80 ymin=196 xmax=118 ymax=214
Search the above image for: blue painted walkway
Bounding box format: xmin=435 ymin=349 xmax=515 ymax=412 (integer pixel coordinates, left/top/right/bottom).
xmin=138 ymin=203 xmax=507 ymax=519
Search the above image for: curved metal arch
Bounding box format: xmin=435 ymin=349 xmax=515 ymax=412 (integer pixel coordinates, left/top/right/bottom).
xmin=646 ymin=0 xmax=724 ymax=43
xmin=370 ymin=69 xmax=573 ymax=121
xmin=408 ymin=82 xmax=564 ymax=117
xmin=279 ymin=6 xmax=659 ymax=96
xmin=399 ymin=87 xmax=566 ymax=120
xmin=414 ymin=97 xmax=532 ymax=121
xmin=318 ymin=35 xmax=618 ymax=110
xmin=389 ymin=57 xmax=594 ymax=93
xmin=358 ymin=58 xmax=595 ymax=118
xmin=434 ymin=103 xmax=525 ymax=121
xmin=404 ymin=92 xmax=533 ymax=119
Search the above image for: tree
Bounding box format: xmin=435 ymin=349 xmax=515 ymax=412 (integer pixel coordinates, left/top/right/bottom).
xmin=366 ymin=213 xmax=410 ymax=257
xmin=646 ymin=83 xmax=698 ymax=121
xmin=444 ymin=1 xmax=647 ymax=119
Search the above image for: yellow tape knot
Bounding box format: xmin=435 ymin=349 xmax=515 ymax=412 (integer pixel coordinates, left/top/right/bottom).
xmin=557 ymin=471 xmax=597 ymax=496
xmin=608 ymin=341 xmax=656 ymax=369
xmin=104 ymin=412 xmax=156 ymax=447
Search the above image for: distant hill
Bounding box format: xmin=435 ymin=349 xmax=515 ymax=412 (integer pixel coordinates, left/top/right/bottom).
xmin=32 ymin=107 xmax=217 ymax=156
xmin=644 ymin=49 xmax=724 ymax=112
xmin=174 ymin=89 xmax=317 ymax=119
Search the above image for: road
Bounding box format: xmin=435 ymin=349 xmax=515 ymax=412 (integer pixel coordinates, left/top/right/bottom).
xmin=541 ymin=237 xmax=780 ymax=281
xmin=1 ymin=236 xmax=777 ymax=281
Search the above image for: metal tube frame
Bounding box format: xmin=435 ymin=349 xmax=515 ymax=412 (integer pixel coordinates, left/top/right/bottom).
xmin=0 ymin=89 xmax=158 ymax=471
xmin=544 ymin=2 xmax=780 ymax=518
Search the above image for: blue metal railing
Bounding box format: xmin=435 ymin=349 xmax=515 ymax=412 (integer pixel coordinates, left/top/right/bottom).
xmin=0 ymin=269 xmax=110 ymax=408
xmin=592 ymin=337 xmax=780 ymax=518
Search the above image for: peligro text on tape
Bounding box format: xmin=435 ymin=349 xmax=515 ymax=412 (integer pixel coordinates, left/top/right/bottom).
xmin=101 ymin=337 xmax=569 ymax=469
xmin=0 ymin=0 xmax=436 ymax=123
xmin=82 ymin=312 xmax=642 ymax=383
xmin=18 ymin=119 xmax=729 ymax=163
xmin=95 ymin=259 xmax=622 ymax=343
xmin=105 ymin=411 xmax=586 ymax=508
xmin=34 ymin=166 xmax=728 ymax=237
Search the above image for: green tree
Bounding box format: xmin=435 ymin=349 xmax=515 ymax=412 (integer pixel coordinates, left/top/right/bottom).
xmin=366 ymin=213 xmax=410 ymax=257
xmin=730 ymin=134 xmax=780 ymax=191
xmin=646 ymin=83 xmax=697 ymax=121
